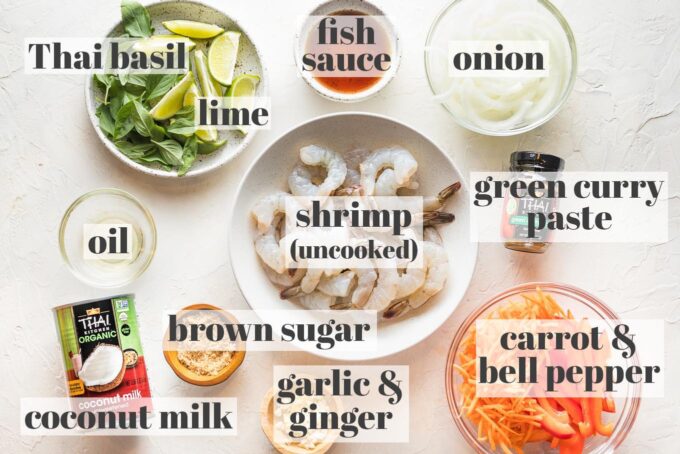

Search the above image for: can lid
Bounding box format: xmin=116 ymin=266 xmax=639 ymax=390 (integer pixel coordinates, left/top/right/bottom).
xmin=52 ymin=294 xmax=135 ymax=312
xmin=510 ymin=151 xmax=565 ymax=172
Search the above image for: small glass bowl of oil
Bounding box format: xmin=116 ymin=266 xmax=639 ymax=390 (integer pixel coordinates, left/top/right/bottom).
xmin=59 ymin=188 xmax=156 ymax=288
xmin=294 ymin=0 xmax=401 ymax=102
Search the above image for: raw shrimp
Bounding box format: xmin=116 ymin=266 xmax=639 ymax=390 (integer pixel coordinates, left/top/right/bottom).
xmin=295 ymin=291 xmax=335 ymax=310
xmin=343 ymin=168 xmax=362 ymax=188
xmin=263 ymin=263 xmax=305 ymax=287
xmin=423 ymin=182 xmax=461 ymax=211
xmin=363 ymin=260 xmax=399 ymax=311
xmin=288 ymin=145 xmax=347 ymax=196
xmin=383 ymin=242 xmax=448 ymax=319
xmin=280 ymin=268 xmax=341 ymax=298
xmin=251 ymin=192 xmax=288 ymax=234
xmin=419 ymin=211 xmax=455 ymax=226
xmin=375 ymin=168 xmax=420 ymax=196
xmin=394 ymin=259 xmax=426 ymax=299
xmin=254 ymin=222 xmax=286 ymax=274
xmin=318 ymin=270 xmax=356 ymax=297
xmin=423 ymin=226 xmax=443 ymax=244
xmin=351 ymin=266 xmax=378 ymax=308
xmin=360 ymin=147 xmax=418 ymax=196
xmin=301 ymin=268 xmax=340 ymax=294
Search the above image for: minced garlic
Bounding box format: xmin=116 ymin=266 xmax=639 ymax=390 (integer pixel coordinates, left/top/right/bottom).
xmin=274 ymin=394 xmax=331 ymax=450
xmin=177 ymin=350 xmax=232 ymax=376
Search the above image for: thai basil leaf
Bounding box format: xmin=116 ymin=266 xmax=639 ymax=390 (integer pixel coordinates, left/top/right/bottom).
xmin=178 ymin=135 xmax=198 ymax=176
xmin=146 ymin=74 xmax=177 ymax=101
xmin=121 ymin=0 xmax=153 ymax=38
xmin=94 ymin=74 xmax=116 ymax=103
xmin=197 ymin=137 xmax=227 ymax=154
xmin=173 ymin=105 xmax=194 ymax=120
xmin=125 ymin=74 xmax=147 ymax=88
xmin=121 ymin=73 xmax=147 ymax=96
xmin=114 ymin=140 xmax=155 ymax=160
xmin=166 ymin=117 xmax=196 ymax=137
xmin=95 ymin=104 xmax=115 ymax=137
xmin=113 ymin=101 xmax=135 ymax=140
xmin=108 ymin=81 xmax=126 ymax=116
xmin=132 ymin=100 xmax=165 ymax=141
xmin=137 ymin=151 xmax=173 ymax=171
xmin=152 ymin=139 xmax=184 ymax=166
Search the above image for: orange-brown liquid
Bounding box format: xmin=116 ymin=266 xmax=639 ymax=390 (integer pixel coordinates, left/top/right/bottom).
xmin=308 ymin=9 xmax=389 ymax=95
xmin=315 ymin=76 xmax=382 ymax=93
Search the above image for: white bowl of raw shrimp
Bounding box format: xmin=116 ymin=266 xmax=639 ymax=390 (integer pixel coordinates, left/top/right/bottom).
xmin=229 ymin=112 xmax=478 ymax=360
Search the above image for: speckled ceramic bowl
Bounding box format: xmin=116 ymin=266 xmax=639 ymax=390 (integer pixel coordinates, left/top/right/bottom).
xmin=85 ymin=0 xmax=267 ymax=178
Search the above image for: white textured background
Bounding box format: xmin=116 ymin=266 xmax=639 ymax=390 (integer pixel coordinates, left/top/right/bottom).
xmin=1 ymin=0 xmax=679 ymax=452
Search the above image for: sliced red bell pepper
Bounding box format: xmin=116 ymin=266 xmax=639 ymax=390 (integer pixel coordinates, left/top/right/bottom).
xmin=591 ymin=397 xmax=615 ymax=436
xmin=538 ymin=396 xmax=570 ymax=424
xmin=602 ymin=396 xmax=616 ymax=413
xmin=537 ymin=405 xmax=577 ymax=439
xmin=555 ymin=397 xmax=583 ymax=423
xmin=577 ymin=398 xmax=594 ymax=437
xmin=559 ymin=433 xmax=585 ymax=454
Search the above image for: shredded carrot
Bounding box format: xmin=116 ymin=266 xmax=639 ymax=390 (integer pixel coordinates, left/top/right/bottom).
xmin=452 ymin=288 xmax=614 ymax=453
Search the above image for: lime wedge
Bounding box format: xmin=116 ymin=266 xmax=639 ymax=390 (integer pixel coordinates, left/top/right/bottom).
xmin=226 ymin=74 xmax=260 ymax=134
xmin=184 ymin=73 xmax=218 ymax=142
xmin=196 ymin=123 xmax=218 ymax=142
xmin=183 ymin=81 xmax=199 ymax=107
xmin=194 ymin=50 xmax=218 ymax=98
xmin=162 ymin=20 xmax=224 ymax=39
xmin=208 ymin=31 xmax=241 ymax=86
xmin=150 ymin=71 xmax=194 ymax=120
xmin=211 ymin=74 xmax=223 ymax=96
xmin=132 ymin=35 xmax=195 ymax=54
xmin=226 ymin=74 xmax=260 ymax=97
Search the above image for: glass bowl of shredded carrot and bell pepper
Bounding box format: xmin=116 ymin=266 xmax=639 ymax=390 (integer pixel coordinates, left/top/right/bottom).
xmin=445 ymin=283 xmax=640 ymax=454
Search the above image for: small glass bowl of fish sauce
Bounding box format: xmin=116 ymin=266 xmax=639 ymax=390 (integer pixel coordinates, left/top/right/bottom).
xmin=59 ymin=188 xmax=156 ymax=288
xmin=294 ymin=0 xmax=401 ymax=102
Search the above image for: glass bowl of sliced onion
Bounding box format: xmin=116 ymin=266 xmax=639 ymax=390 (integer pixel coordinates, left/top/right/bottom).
xmin=424 ymin=0 xmax=577 ymax=136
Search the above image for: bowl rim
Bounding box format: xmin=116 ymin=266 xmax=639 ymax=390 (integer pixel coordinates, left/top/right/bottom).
xmin=423 ymin=0 xmax=578 ymax=136
xmin=292 ymin=0 xmax=402 ymax=103
xmin=444 ymin=282 xmax=641 ymax=453
xmin=58 ymin=187 xmax=157 ymax=288
xmin=84 ymin=0 xmax=269 ymax=178
xmin=228 ymin=111 xmax=479 ymax=360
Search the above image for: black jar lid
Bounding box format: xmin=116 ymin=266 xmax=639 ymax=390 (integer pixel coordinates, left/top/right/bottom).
xmin=510 ymin=151 xmax=565 ymax=172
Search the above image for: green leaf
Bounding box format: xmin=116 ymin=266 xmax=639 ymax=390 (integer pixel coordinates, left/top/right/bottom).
xmin=96 ymin=104 xmax=115 ymax=137
xmin=114 ymin=140 xmax=156 ymax=160
xmin=108 ymin=81 xmax=126 ymax=116
xmin=178 ymin=135 xmax=198 ymax=176
xmin=173 ymin=105 xmax=195 ymax=120
xmin=166 ymin=117 xmax=196 ymax=137
xmin=121 ymin=0 xmax=153 ymax=38
xmin=94 ymin=74 xmax=116 ymax=103
xmin=132 ymin=100 xmax=165 ymax=141
xmin=152 ymin=139 xmax=184 ymax=166
xmin=125 ymin=74 xmax=147 ymax=88
xmin=146 ymin=74 xmax=177 ymax=101
xmin=113 ymin=101 xmax=135 ymax=140
xmin=120 ymin=73 xmax=147 ymax=96
xmin=197 ymin=137 xmax=227 ymax=154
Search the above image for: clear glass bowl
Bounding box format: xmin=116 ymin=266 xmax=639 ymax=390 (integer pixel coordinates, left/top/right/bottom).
xmin=425 ymin=0 xmax=578 ymax=136
xmin=445 ymin=282 xmax=640 ymax=453
xmin=59 ymin=188 xmax=156 ymax=288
